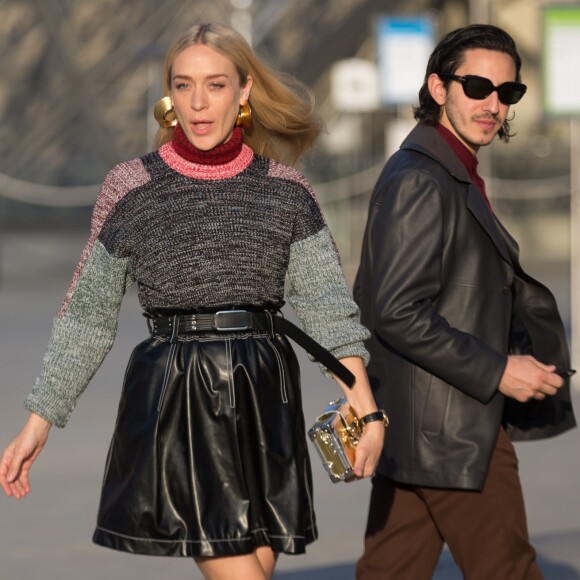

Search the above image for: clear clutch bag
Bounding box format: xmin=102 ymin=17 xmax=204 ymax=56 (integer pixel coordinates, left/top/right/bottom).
xmin=308 ymin=397 xmax=363 ymax=483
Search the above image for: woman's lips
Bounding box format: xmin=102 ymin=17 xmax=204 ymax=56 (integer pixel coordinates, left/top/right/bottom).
xmin=190 ymin=121 xmax=213 ymax=135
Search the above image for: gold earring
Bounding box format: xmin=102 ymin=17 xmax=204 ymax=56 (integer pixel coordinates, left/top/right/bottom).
xmin=154 ymin=96 xmax=177 ymax=128
xmin=235 ymin=101 xmax=253 ymax=131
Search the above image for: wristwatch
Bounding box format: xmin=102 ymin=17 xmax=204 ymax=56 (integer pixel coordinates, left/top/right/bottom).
xmin=360 ymin=409 xmax=389 ymax=428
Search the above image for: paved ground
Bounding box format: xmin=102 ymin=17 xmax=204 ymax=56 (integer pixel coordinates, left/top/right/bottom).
xmin=0 ymin=229 xmax=578 ymax=579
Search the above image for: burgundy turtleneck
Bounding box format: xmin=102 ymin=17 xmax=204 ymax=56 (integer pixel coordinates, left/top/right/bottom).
xmin=435 ymin=123 xmax=492 ymax=211
xmin=172 ymin=123 xmax=243 ymax=165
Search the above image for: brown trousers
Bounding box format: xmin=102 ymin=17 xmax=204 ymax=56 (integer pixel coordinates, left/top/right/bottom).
xmin=356 ymin=428 xmax=543 ymax=580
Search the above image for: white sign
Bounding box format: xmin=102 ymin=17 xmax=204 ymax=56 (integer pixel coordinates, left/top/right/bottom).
xmin=377 ymin=17 xmax=434 ymax=105
xmin=330 ymin=58 xmax=380 ymax=113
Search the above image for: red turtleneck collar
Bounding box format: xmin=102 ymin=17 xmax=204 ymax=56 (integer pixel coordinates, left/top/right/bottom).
xmin=172 ymin=123 xmax=243 ymax=165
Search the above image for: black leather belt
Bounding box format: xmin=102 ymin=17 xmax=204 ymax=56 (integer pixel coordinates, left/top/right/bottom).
xmin=149 ymin=310 xmax=268 ymax=334
xmin=147 ymin=310 xmax=355 ymax=388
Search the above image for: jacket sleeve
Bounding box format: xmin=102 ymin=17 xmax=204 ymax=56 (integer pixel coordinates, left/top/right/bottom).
xmin=367 ymin=169 xmax=506 ymax=403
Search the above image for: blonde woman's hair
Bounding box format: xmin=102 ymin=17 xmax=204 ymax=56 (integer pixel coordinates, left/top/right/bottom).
xmin=154 ymin=22 xmax=324 ymax=166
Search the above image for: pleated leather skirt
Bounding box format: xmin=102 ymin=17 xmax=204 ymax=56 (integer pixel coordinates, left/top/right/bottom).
xmin=92 ymin=329 xmax=318 ymax=557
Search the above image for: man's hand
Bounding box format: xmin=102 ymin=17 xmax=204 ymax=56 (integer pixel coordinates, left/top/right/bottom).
xmin=499 ymin=355 xmax=564 ymax=402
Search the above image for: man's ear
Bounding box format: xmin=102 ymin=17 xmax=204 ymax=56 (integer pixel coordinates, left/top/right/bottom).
xmin=428 ymin=73 xmax=447 ymax=106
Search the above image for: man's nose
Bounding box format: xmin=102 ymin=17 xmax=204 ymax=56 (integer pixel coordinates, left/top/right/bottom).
xmin=482 ymin=90 xmax=500 ymax=114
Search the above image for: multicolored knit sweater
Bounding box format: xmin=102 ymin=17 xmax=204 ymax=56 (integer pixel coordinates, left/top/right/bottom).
xmin=25 ymin=129 xmax=370 ymax=428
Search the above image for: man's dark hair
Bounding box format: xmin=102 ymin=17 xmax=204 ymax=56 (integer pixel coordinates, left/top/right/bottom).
xmin=413 ymin=24 xmax=522 ymax=142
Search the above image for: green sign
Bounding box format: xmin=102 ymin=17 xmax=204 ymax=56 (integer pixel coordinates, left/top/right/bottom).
xmin=543 ymin=5 xmax=580 ymax=116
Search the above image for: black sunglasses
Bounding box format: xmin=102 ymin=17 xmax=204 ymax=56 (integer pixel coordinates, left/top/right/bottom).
xmin=438 ymin=73 xmax=527 ymax=105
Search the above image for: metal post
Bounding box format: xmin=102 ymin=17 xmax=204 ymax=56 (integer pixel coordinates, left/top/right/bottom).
xmin=230 ymin=0 xmax=253 ymax=46
xmin=570 ymin=117 xmax=580 ymax=385
xmin=469 ymin=0 xmax=489 ymax=24
xmin=468 ymin=0 xmax=493 ymax=200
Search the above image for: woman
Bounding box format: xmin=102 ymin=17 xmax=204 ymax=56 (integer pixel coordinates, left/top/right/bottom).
xmin=0 ymin=23 xmax=384 ymax=579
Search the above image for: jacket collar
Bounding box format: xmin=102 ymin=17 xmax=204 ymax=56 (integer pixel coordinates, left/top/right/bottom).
xmin=400 ymin=122 xmax=472 ymax=184
xmin=400 ymin=122 xmax=513 ymax=266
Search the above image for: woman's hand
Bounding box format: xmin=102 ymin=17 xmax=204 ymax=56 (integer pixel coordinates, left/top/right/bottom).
xmin=333 ymin=356 xmax=386 ymax=479
xmin=353 ymin=421 xmax=385 ymax=479
xmin=0 ymin=413 xmax=52 ymax=499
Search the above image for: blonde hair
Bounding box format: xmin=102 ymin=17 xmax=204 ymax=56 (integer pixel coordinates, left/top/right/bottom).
xmin=154 ymin=22 xmax=323 ymax=166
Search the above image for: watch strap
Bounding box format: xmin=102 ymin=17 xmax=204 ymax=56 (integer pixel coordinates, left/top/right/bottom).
xmin=360 ymin=409 xmax=389 ymax=428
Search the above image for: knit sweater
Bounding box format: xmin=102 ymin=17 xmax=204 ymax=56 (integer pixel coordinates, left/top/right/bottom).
xmin=25 ymin=138 xmax=370 ymax=427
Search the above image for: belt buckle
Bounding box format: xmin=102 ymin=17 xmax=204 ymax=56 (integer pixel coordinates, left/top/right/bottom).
xmin=215 ymin=310 xmax=250 ymax=331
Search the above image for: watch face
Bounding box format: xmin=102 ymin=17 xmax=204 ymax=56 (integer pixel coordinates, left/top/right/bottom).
xmin=382 ymin=410 xmax=390 ymax=427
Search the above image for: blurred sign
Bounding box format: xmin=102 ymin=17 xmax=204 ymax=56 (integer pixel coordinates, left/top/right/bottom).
xmin=385 ymin=118 xmax=416 ymax=159
xmin=330 ymin=58 xmax=380 ymax=112
xmin=543 ymin=5 xmax=580 ymax=116
xmin=377 ymin=16 xmax=434 ymax=105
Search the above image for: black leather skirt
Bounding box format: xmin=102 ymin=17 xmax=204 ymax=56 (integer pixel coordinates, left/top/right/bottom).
xmin=92 ymin=329 xmax=317 ymax=557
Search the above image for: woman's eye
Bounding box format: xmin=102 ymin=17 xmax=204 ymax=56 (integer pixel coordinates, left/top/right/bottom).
xmin=175 ymin=83 xmax=189 ymax=90
xmin=209 ymin=83 xmax=225 ymax=90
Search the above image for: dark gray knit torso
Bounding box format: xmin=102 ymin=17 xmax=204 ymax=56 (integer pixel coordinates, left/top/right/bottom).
xmin=98 ymin=153 xmax=325 ymax=311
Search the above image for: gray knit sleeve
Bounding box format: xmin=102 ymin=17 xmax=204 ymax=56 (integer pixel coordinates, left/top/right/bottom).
xmin=24 ymin=240 xmax=133 ymax=428
xmin=286 ymin=227 xmax=370 ymax=372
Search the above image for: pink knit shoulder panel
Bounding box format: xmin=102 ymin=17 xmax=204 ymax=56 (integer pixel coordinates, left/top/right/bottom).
xmin=58 ymin=158 xmax=150 ymax=317
xmin=267 ymin=159 xmax=343 ymax=257
xmin=267 ymin=160 xmax=327 ymax=220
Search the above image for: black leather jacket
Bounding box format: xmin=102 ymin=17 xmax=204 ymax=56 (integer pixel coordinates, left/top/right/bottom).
xmin=354 ymin=123 xmax=576 ymax=490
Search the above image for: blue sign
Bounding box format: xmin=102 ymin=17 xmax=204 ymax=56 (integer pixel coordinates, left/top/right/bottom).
xmin=377 ymin=16 xmax=434 ymax=105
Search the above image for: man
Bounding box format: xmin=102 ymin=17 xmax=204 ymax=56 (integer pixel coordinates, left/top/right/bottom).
xmin=354 ymin=24 xmax=576 ymax=579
